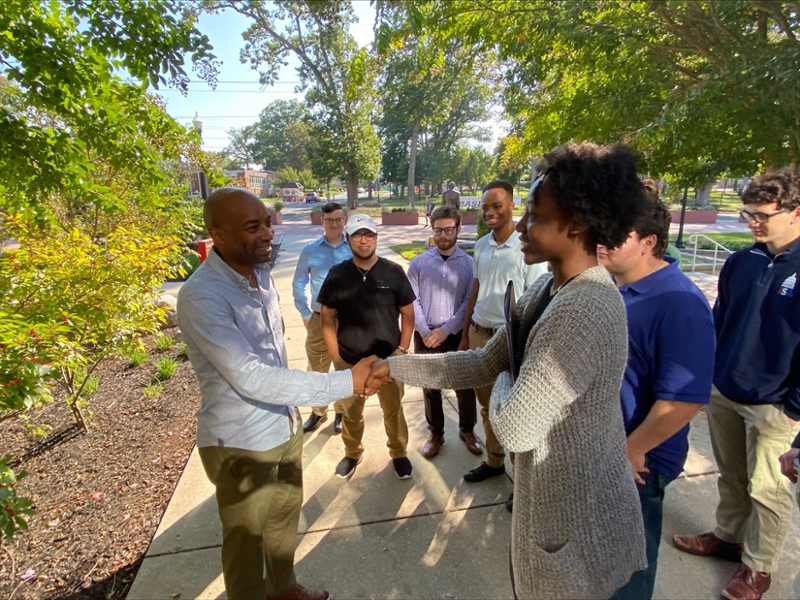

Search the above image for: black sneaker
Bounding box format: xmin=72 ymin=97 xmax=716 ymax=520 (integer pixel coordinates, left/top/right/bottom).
xmin=334 ymin=456 xmax=361 ymax=479
xmin=333 ymin=413 xmax=343 ymax=435
xmin=505 ymin=492 xmax=513 ymax=513
xmin=463 ymin=461 xmax=505 ymax=483
xmin=392 ymin=457 xmax=413 ymax=479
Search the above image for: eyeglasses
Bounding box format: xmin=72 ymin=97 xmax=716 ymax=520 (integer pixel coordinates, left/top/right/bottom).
xmin=350 ymin=231 xmax=377 ymax=241
xmin=432 ymin=226 xmax=457 ymax=236
xmin=323 ymin=217 xmax=345 ymax=224
xmin=739 ymin=208 xmax=789 ymax=224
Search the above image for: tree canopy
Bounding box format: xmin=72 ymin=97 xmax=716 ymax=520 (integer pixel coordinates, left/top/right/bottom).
xmin=376 ymin=0 xmax=800 ymax=185
xmin=210 ymin=0 xmax=381 ymax=207
xmin=0 ymin=0 xmax=219 ymax=216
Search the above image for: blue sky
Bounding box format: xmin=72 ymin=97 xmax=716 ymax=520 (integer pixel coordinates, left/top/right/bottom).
xmin=159 ymin=2 xmax=378 ymax=153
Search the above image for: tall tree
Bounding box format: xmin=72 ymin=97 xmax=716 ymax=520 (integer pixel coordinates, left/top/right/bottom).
xmin=378 ymin=0 xmax=800 ymax=184
xmin=0 ymin=0 xmax=218 ymax=216
xmin=209 ymin=1 xmax=381 ymax=208
xmin=377 ymin=18 xmax=496 ymax=205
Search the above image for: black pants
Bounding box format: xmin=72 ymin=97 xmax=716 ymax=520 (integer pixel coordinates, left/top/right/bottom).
xmin=413 ymin=331 xmax=477 ymax=436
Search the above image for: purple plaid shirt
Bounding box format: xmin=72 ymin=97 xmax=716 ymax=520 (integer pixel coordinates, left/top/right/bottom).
xmin=407 ymin=246 xmax=474 ymax=337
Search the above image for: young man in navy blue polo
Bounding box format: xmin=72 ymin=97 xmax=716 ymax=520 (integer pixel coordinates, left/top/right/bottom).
xmin=598 ymin=193 xmax=715 ymax=600
xmin=673 ymin=170 xmax=800 ymax=600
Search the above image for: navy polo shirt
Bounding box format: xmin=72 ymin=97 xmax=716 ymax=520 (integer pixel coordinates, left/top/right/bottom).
xmin=617 ymin=256 xmax=716 ymax=479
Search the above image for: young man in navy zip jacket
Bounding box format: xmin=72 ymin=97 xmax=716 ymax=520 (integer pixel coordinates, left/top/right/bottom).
xmin=674 ymin=169 xmax=800 ymax=600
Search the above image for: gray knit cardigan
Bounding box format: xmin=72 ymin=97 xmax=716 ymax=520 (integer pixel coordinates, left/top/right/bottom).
xmin=389 ymin=266 xmax=647 ymax=600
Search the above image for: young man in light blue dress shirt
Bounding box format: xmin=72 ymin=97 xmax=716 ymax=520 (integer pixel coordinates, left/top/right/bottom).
xmin=178 ymin=189 xmax=375 ymax=600
xmin=292 ymin=202 xmax=352 ymax=434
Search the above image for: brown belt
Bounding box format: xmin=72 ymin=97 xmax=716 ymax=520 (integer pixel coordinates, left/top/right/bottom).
xmin=471 ymin=320 xmax=498 ymax=337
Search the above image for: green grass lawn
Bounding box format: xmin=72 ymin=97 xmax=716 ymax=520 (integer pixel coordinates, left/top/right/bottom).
xmin=671 ymin=231 xmax=753 ymax=251
xmin=390 ymin=241 xmax=475 ymax=261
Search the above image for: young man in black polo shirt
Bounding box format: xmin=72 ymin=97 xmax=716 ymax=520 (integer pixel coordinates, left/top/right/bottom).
xmin=318 ymin=214 xmax=416 ymax=480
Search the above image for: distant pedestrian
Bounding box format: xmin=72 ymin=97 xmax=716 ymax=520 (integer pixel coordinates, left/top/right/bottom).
xmin=424 ymin=196 xmax=435 ymax=227
xmin=673 ymin=169 xmax=800 ymax=600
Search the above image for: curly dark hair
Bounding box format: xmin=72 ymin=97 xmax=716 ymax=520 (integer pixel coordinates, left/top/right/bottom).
xmin=542 ymin=143 xmax=646 ymax=251
xmin=633 ymin=184 xmax=671 ymax=259
xmin=741 ymin=169 xmax=800 ymax=210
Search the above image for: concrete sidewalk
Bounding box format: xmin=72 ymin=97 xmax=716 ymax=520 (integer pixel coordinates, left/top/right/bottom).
xmin=134 ymin=208 xmax=799 ymax=599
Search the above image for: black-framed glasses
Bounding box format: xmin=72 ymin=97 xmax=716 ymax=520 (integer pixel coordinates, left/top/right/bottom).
xmin=739 ymin=208 xmax=789 ymax=224
xmin=323 ymin=217 xmax=345 ymax=224
xmin=350 ymin=231 xmax=377 ymax=241
xmin=432 ymin=226 xmax=457 ymax=236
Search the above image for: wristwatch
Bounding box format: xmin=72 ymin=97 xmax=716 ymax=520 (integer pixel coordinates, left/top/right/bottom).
xmin=397 ymin=346 xmax=408 ymax=354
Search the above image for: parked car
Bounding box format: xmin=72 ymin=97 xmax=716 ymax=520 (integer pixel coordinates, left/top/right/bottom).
xmin=305 ymin=192 xmax=319 ymax=203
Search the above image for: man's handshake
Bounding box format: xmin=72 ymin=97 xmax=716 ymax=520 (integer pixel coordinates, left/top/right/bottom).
xmin=350 ymin=357 xmax=395 ymax=397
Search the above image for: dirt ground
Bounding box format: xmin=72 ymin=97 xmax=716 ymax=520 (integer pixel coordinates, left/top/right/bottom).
xmin=0 ymin=329 xmax=198 ymax=599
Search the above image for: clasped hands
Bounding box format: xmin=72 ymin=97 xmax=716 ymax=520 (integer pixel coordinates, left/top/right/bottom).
xmin=350 ymin=357 xmax=394 ymax=397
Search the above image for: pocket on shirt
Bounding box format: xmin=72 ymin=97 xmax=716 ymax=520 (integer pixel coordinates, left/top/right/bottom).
xmin=375 ymin=289 xmax=396 ymax=306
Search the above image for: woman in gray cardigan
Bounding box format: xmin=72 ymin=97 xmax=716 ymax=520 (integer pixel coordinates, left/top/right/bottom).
xmin=368 ymin=143 xmax=648 ymax=600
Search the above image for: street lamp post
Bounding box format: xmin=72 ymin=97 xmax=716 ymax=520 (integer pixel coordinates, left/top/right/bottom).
xmin=674 ymin=186 xmax=689 ymax=249
xmin=192 ymin=112 xmax=209 ymax=200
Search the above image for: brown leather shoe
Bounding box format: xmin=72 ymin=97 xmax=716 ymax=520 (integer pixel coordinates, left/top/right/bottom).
xmin=721 ymin=564 xmax=771 ymax=600
xmin=268 ymin=584 xmax=330 ymax=600
xmin=459 ymin=430 xmax=483 ymax=455
xmin=421 ymin=433 xmax=444 ymax=459
xmin=672 ymin=531 xmax=743 ymax=562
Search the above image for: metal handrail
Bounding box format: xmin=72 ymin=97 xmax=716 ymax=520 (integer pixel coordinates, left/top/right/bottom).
xmin=686 ymin=234 xmax=733 ymax=276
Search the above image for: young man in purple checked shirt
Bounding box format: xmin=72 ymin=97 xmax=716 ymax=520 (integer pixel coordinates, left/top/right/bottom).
xmin=407 ymin=205 xmax=482 ymax=458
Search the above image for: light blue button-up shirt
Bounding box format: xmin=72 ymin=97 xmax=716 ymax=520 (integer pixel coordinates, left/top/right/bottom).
xmin=177 ymin=249 xmax=353 ymax=452
xmin=292 ymin=235 xmax=352 ymax=320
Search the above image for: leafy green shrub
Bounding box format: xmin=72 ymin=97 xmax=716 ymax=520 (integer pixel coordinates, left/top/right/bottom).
xmin=143 ymin=381 xmax=163 ymax=399
xmin=155 ymin=357 xmax=177 ymax=381
xmin=272 ymin=200 xmax=284 ymax=213
xmin=0 ymin=215 xmax=184 ymax=430
xmin=176 ymin=342 xmax=188 ymax=357
xmin=0 ymin=456 xmax=34 ymax=541
xmin=386 ymin=207 xmax=416 ymax=213
xmin=477 ymin=216 xmax=490 ymax=239
xmin=155 ymin=332 xmax=175 ymax=350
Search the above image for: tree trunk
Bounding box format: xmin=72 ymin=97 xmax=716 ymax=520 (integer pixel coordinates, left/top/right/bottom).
xmin=694 ymin=180 xmax=714 ymax=207
xmin=346 ymin=167 xmax=358 ymax=210
xmin=530 ymin=156 xmax=539 ymax=181
xmin=367 ymin=181 xmax=373 ymax=200
xmin=407 ymin=118 xmax=419 ymax=208
xmin=326 ymin=183 xmax=331 ymax=201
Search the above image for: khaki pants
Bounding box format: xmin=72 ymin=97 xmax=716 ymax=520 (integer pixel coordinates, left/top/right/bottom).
xmin=469 ymin=324 xmax=508 ymax=469
xmin=708 ymin=388 xmax=799 ymax=572
xmin=198 ymin=420 xmax=303 ymax=600
xmin=333 ymin=352 xmax=408 ymax=460
xmin=305 ymin=313 xmax=345 ymax=417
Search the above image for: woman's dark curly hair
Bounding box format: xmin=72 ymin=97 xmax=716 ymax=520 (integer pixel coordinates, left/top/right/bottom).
xmin=741 ymin=169 xmax=800 ymax=210
xmin=542 ymin=143 xmax=646 ymax=252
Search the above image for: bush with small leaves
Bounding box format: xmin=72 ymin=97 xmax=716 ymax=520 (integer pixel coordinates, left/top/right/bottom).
xmin=176 ymin=342 xmax=188 ymax=357
xmin=0 ymin=456 xmax=35 ymax=541
xmin=155 ymin=357 xmax=177 ymax=381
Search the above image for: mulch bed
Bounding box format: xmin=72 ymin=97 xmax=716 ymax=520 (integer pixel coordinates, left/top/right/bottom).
xmin=0 ymin=328 xmax=198 ymax=599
